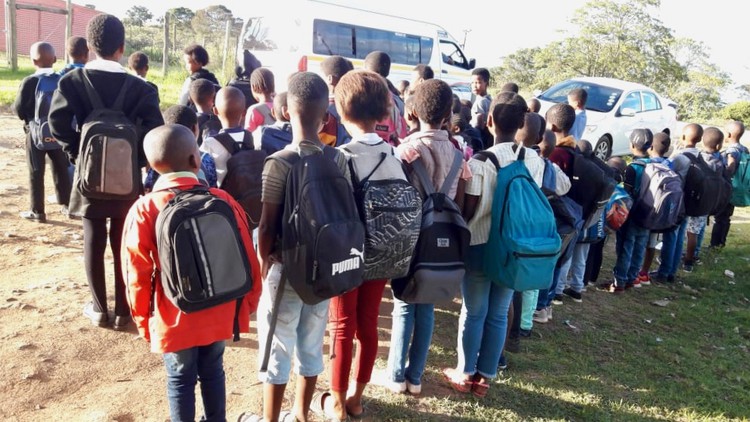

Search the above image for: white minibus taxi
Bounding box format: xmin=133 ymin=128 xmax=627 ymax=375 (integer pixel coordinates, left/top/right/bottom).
xmin=234 ymin=0 xmax=476 ymax=90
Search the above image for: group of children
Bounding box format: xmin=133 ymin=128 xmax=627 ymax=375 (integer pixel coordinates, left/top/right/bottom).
xmin=15 ymin=12 xmax=748 ymax=422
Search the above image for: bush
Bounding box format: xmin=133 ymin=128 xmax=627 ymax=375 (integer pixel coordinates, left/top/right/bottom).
xmin=720 ymin=101 xmax=750 ymax=125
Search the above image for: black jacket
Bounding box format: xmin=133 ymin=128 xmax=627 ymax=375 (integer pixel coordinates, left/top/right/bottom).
xmin=49 ymin=67 xmax=163 ymax=219
xmin=12 ymin=74 xmax=39 ymax=128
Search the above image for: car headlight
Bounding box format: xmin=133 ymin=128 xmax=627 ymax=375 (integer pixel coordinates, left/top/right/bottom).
xmin=585 ymin=125 xmax=597 ymax=134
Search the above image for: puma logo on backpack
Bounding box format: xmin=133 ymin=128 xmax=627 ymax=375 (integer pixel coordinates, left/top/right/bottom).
xmin=77 ymin=71 xmax=140 ymax=200
xmin=213 ymin=131 xmax=266 ymax=229
xmin=274 ymin=144 xmax=365 ymax=305
xmin=29 ymin=73 xmax=62 ymax=151
xmin=341 ymin=141 xmax=421 ymax=281
xmin=391 ymin=150 xmax=469 ymax=304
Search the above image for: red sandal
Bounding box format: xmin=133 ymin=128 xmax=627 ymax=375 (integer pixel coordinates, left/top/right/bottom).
xmin=441 ymin=368 xmax=473 ymax=394
xmin=471 ymin=374 xmax=490 ymax=398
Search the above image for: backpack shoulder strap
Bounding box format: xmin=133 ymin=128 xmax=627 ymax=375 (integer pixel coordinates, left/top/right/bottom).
xmin=81 ymin=70 xmax=105 ymax=110
xmin=241 ymin=130 xmax=255 ymax=150
xmin=214 ymin=132 xmax=241 ymax=155
xmin=439 ymin=150 xmax=464 ymax=195
xmin=411 ymin=157 xmax=436 ymax=196
xmin=111 ymin=77 xmax=133 ymax=112
xmin=472 ymin=150 xmax=500 ymax=169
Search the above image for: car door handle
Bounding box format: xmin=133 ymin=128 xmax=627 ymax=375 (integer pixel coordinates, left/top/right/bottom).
xmin=442 ymin=70 xmax=448 ymax=74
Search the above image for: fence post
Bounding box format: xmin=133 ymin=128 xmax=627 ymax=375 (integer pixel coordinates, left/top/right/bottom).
xmin=162 ymin=12 xmax=169 ymax=76
xmin=6 ymin=0 xmax=17 ymax=71
xmin=222 ymin=18 xmax=230 ymax=78
xmin=65 ymin=0 xmax=72 ymax=63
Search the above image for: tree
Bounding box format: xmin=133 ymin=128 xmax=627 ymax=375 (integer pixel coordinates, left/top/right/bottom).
xmin=721 ymin=101 xmax=750 ymax=125
xmin=124 ymin=5 xmax=153 ymax=27
xmin=192 ymin=5 xmax=234 ymax=50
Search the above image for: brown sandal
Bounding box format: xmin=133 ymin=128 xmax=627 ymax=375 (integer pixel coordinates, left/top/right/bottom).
xmin=471 ymin=374 xmax=490 ymax=398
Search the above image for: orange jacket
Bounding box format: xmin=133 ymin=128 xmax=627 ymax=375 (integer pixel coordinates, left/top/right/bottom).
xmin=122 ymin=172 xmax=262 ymax=353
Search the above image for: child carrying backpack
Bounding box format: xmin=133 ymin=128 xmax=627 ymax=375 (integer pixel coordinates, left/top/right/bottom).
xmin=14 ymin=42 xmax=71 ymax=222
xmin=122 ymin=125 xmax=260 ymax=421
xmin=386 ymin=79 xmax=471 ymax=396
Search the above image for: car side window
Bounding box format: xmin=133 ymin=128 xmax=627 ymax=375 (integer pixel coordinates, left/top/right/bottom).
xmin=440 ymin=40 xmax=468 ymax=69
xmin=620 ymin=91 xmax=642 ymax=113
xmin=642 ymin=91 xmax=661 ymax=112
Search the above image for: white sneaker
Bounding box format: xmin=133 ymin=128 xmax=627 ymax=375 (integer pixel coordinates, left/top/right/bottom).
xmin=532 ymin=308 xmax=548 ymax=324
xmin=387 ymin=380 xmax=406 ymax=394
xmin=406 ymin=381 xmax=421 ymax=395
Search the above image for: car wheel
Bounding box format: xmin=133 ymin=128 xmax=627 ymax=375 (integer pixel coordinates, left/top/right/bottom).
xmin=594 ymin=136 xmax=612 ymax=160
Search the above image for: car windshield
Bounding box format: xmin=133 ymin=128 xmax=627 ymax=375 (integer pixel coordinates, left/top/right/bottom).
xmin=538 ymin=80 xmax=623 ymax=113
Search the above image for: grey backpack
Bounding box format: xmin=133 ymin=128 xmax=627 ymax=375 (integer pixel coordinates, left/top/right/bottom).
xmin=631 ymin=161 xmax=684 ymax=231
xmin=391 ymin=151 xmax=470 ymax=304
xmin=342 ymin=141 xmax=421 ymax=280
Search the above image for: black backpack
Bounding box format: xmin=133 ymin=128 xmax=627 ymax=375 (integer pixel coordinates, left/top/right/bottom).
xmin=197 ymin=113 xmax=222 ymax=147
xmin=391 ymin=151 xmax=469 ymax=304
xmin=275 ymin=146 xmax=365 ymax=305
xmin=155 ymin=187 xmax=253 ymax=338
xmin=684 ymin=153 xmax=731 ymax=216
xmin=341 ymin=141 xmax=422 ymax=281
xmin=562 ymin=146 xmax=616 ymax=230
xmin=29 ymin=73 xmax=62 ymax=151
xmin=77 ymin=72 xmax=140 ymax=200
xmin=260 ymin=123 xmax=294 ymax=156
xmin=214 ymin=131 xmax=266 ymax=229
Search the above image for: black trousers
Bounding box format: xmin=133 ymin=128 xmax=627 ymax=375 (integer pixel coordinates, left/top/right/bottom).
xmin=26 ymin=133 xmax=71 ymax=214
xmin=710 ymin=202 xmax=735 ymax=248
xmin=584 ymin=237 xmax=606 ymax=284
xmin=82 ymin=217 xmax=128 ymax=316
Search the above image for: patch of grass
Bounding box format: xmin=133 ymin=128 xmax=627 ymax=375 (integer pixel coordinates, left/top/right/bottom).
xmin=368 ymin=209 xmax=750 ymax=421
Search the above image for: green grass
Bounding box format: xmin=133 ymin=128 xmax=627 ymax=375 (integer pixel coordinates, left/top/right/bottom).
xmin=0 ymin=54 xmax=189 ymax=111
xmin=365 ymin=209 xmax=750 ymax=421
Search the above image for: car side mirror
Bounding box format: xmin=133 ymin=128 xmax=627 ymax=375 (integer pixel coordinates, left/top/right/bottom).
xmin=619 ymin=107 xmax=637 ymax=117
xmin=468 ymin=58 xmax=476 ymax=70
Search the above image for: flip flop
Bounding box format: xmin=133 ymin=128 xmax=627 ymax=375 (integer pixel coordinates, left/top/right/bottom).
xmin=471 ymin=375 xmax=490 ymax=398
xmin=279 ymin=411 xmax=299 ymax=422
xmin=346 ymin=405 xmax=367 ymax=420
xmin=311 ymin=391 xmax=350 ymax=422
xmin=236 ymin=413 xmax=263 ymax=422
xmin=441 ymin=367 xmax=472 ymax=394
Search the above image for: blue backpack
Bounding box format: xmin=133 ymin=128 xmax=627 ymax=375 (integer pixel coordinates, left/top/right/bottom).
xmin=29 ymin=73 xmax=62 ymax=151
xmin=259 ymin=122 xmax=293 ymax=156
xmin=481 ymin=148 xmax=561 ymax=291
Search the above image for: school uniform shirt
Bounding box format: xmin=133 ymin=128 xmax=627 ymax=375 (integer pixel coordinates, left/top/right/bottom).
xmin=49 ymin=59 xmax=164 ymax=219
xmin=200 ymin=127 xmax=249 ymax=186
xmin=724 ymin=142 xmax=749 ymax=177
xmin=338 ymin=133 xmax=400 ymax=181
xmin=670 ymin=146 xmax=701 ymax=180
xmin=122 ymin=172 xmax=261 ymax=354
xmin=396 ymin=129 xmax=472 ymax=200
xmin=570 ymin=109 xmax=587 ymax=141
xmin=245 ymin=101 xmax=275 ymax=133
xmin=466 ymin=143 xmax=545 ymax=245
xmin=12 ymin=67 xmax=55 ymax=128
xmin=470 ymin=94 xmax=492 ymax=128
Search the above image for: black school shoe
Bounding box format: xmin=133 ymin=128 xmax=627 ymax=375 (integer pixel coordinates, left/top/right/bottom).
xmin=563 ymin=287 xmax=583 ymax=303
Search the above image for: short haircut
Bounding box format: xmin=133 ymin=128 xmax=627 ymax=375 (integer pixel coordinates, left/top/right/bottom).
xmin=608 ymin=156 xmax=627 ymax=182
xmin=702 ymin=127 xmax=724 ymax=151
xmin=412 ymin=79 xmax=453 ymax=125
xmin=413 ymin=64 xmax=434 ymax=80
xmin=537 ymin=114 xmax=547 ymax=139
xmin=568 ymin=88 xmax=588 ymax=105
xmin=364 ymin=51 xmax=391 ymax=77
xmin=516 ymin=112 xmax=542 ymax=146
xmin=86 ymin=14 xmax=125 ymax=58
xmin=527 ymin=98 xmax=541 ymax=113
xmin=577 ymin=139 xmax=593 ymax=155
xmin=30 ymin=42 xmax=55 ymax=60
xmin=163 ymin=105 xmax=198 ymax=129
xmin=214 ymin=86 xmax=247 ymax=124
xmin=490 ymin=91 xmax=527 ymax=134
xmin=451 ymin=113 xmax=469 ymax=132
xmin=471 ymin=67 xmax=490 ymax=84
xmin=67 ymin=36 xmax=88 ymax=59
xmin=128 ymin=51 xmax=149 ymax=71
xmin=144 ymin=124 xmax=198 ymax=174
xmin=184 ymin=44 xmax=209 ymax=66
xmin=189 ymin=79 xmax=217 ymax=108
xmin=683 ymin=123 xmax=703 ymax=144
xmin=335 ymin=70 xmax=390 ymax=125
xmin=397 ymin=79 xmax=410 ymax=94
xmin=273 ymin=92 xmax=288 ymax=122
xmin=651 ymin=132 xmax=671 ymax=156
xmin=287 ymin=72 xmax=329 ymax=124
xmin=500 ymin=82 xmax=519 ymax=93
xmin=321 ymin=55 xmax=353 ymax=80
xmin=546 ymin=103 xmax=576 ymax=132
xmin=250 ymin=67 xmax=275 ymax=95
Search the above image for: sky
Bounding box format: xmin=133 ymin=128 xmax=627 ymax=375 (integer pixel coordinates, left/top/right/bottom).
xmin=81 ymin=0 xmax=747 ymax=95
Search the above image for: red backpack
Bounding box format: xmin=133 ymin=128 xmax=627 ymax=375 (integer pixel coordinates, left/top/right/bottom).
xmin=374 ymin=93 xmax=407 ymax=147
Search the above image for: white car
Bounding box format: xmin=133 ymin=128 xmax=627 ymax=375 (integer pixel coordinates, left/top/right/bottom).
xmin=536 ymin=77 xmax=678 ymax=159
xmin=451 ymin=82 xmax=475 ymax=103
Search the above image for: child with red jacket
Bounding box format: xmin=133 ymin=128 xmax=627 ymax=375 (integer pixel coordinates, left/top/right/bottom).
xmin=122 ymin=124 xmax=261 ymax=421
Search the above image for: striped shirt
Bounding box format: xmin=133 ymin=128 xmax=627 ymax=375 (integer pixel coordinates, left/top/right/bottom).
xmin=466 ymin=143 xmax=545 ymax=245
